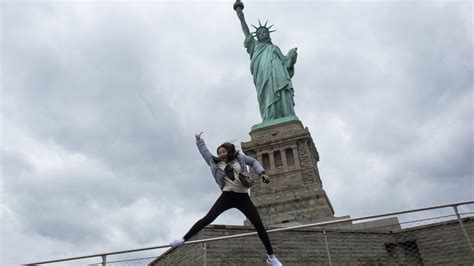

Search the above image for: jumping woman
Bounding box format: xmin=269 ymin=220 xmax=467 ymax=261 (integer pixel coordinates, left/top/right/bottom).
xmin=170 ymin=132 xmax=283 ymax=266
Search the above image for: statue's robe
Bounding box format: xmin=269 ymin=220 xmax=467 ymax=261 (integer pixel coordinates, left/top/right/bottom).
xmin=245 ymin=35 xmax=296 ymax=121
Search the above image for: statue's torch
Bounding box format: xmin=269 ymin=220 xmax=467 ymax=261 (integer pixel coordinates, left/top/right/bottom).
xmin=233 ymin=0 xmax=244 ymax=11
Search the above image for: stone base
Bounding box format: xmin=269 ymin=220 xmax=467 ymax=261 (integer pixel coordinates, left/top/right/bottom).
xmin=244 ymin=184 xmax=336 ymax=227
xmin=149 ymin=218 xmax=474 ymax=265
xmin=241 ymin=120 xmax=336 ymax=227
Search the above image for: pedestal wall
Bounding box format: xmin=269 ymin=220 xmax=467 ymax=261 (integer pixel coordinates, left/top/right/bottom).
xmin=241 ymin=120 xmax=335 ymax=226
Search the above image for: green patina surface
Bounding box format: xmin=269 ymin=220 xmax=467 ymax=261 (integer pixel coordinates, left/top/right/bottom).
xmin=251 ymin=115 xmax=299 ymax=130
xmin=235 ymin=1 xmax=299 ymax=129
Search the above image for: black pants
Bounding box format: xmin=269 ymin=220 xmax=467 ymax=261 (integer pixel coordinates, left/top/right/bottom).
xmin=183 ymin=191 xmax=274 ymax=255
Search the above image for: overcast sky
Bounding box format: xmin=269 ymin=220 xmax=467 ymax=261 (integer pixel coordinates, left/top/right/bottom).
xmin=1 ymin=0 xmax=473 ymax=265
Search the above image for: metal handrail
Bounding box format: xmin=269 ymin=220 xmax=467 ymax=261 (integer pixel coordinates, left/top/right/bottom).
xmin=25 ymin=200 xmax=474 ymax=265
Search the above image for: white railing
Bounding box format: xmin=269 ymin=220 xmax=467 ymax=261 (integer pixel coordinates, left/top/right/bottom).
xmin=25 ymin=200 xmax=474 ymax=265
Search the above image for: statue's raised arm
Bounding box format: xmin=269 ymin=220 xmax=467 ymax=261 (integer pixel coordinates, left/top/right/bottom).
xmin=234 ymin=0 xmax=251 ymax=38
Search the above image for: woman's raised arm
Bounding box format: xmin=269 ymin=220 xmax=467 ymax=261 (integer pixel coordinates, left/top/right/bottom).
xmin=195 ymin=132 xmax=213 ymax=166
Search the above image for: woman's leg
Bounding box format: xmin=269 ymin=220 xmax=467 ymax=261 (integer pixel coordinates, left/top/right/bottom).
xmin=183 ymin=192 xmax=233 ymax=240
xmin=235 ymin=193 xmax=274 ymax=255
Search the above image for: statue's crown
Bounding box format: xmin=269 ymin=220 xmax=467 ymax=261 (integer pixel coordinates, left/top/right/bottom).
xmin=251 ymin=19 xmax=276 ymax=37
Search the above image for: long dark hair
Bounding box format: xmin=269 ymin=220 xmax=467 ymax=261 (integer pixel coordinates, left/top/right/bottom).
xmin=217 ymin=142 xmax=239 ymax=161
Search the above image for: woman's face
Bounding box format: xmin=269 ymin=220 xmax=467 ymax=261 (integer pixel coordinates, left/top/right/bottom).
xmin=217 ymin=147 xmax=228 ymax=161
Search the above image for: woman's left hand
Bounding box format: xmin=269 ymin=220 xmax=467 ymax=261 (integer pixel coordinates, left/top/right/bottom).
xmin=260 ymin=174 xmax=270 ymax=184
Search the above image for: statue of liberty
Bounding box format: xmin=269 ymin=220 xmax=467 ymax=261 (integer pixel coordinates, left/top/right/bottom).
xmin=234 ymin=1 xmax=298 ymax=128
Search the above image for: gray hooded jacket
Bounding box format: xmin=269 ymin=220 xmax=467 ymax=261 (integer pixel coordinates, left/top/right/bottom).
xmin=196 ymin=138 xmax=265 ymax=190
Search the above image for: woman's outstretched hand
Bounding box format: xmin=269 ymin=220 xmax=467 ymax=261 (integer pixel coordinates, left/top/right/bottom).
xmin=195 ymin=132 xmax=204 ymax=141
xmin=260 ymin=174 xmax=270 ymax=184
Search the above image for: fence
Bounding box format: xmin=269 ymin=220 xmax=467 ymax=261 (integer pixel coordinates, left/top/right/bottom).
xmin=26 ymin=201 xmax=474 ymax=265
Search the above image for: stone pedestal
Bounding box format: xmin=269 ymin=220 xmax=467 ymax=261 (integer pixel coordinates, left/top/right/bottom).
xmin=241 ymin=120 xmax=335 ymax=227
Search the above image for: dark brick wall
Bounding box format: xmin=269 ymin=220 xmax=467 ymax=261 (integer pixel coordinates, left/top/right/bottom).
xmin=150 ymin=240 xmax=205 ymax=265
xmin=151 ymin=218 xmax=474 ymax=265
xmin=399 ymin=218 xmax=474 ymax=264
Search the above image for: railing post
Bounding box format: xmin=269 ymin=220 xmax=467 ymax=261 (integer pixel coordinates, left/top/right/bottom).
xmin=101 ymin=255 xmax=107 ymax=266
xmin=202 ymin=242 xmax=207 ymax=266
xmin=453 ymin=205 xmax=474 ymax=253
xmin=323 ymin=228 xmax=332 ymax=266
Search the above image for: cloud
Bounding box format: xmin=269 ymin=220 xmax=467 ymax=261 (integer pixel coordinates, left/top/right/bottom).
xmin=1 ymin=1 xmax=472 ymax=265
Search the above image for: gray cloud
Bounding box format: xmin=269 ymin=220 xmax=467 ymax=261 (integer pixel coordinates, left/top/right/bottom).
xmin=1 ymin=1 xmax=472 ymax=265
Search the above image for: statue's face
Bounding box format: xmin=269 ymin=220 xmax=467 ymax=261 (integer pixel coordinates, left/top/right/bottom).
xmin=257 ymin=28 xmax=271 ymax=42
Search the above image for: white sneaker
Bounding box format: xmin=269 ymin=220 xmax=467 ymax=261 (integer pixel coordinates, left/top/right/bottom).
xmin=266 ymin=254 xmax=282 ymax=266
xmin=170 ymin=238 xmax=184 ymax=248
